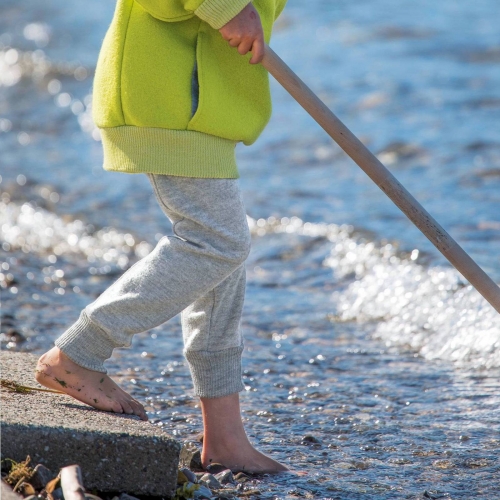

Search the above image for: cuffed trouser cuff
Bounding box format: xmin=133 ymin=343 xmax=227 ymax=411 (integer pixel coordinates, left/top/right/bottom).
xmin=54 ymin=310 xmax=116 ymax=373
xmin=185 ymin=345 xmax=244 ymax=398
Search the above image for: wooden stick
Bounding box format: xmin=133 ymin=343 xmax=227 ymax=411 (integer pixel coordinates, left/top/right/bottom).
xmin=60 ymin=465 xmax=86 ymax=500
xmin=261 ymin=44 xmax=500 ymax=314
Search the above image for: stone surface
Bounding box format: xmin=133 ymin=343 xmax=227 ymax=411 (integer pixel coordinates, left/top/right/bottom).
xmin=205 ymin=463 xmax=227 ymax=474
xmin=0 ymin=352 xmax=181 ymax=497
xmin=214 ymin=469 xmax=235 ymax=485
xmin=193 ymin=484 xmax=213 ymax=499
xmin=179 ymin=441 xmax=203 ymax=471
xmin=179 ymin=467 xmax=198 ymax=483
xmin=200 ymin=473 xmax=221 ymax=490
xmin=31 ymin=464 xmax=57 ymax=490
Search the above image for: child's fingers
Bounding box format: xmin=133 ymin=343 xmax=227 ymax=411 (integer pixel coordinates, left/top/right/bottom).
xmin=237 ymin=37 xmax=254 ymax=56
xmin=249 ymin=36 xmax=264 ymax=64
xmin=228 ymin=36 xmax=241 ymax=47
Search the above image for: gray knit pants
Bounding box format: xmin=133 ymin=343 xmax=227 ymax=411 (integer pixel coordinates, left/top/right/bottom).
xmin=55 ymin=174 xmax=250 ymax=398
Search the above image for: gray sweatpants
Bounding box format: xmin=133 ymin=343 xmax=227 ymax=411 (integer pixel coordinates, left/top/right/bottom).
xmin=55 ymin=174 xmax=250 ymax=398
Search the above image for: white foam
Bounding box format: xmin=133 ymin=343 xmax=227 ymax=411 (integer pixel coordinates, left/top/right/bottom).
xmin=0 ymin=201 xmax=152 ymax=271
xmin=249 ymin=216 xmax=500 ymax=369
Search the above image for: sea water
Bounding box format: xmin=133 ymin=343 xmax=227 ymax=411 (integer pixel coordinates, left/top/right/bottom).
xmin=1 ymin=0 xmax=499 ymax=497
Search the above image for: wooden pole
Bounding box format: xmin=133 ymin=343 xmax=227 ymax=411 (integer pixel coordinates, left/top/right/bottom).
xmin=261 ymin=44 xmax=500 ymax=315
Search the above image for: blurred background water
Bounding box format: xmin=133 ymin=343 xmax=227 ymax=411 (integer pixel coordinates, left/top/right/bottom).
xmin=1 ymin=0 xmax=500 ymax=498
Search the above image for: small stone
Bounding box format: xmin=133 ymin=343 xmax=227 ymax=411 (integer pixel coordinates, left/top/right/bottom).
xmin=205 ymin=463 xmax=227 ymax=474
xmin=234 ymin=472 xmax=249 ymax=483
xmin=178 ymin=470 xmax=189 ymax=485
xmin=200 ymin=473 xmax=221 ymax=490
xmin=193 ymin=484 xmax=213 ymax=499
xmin=30 ymin=464 xmax=57 ymax=490
xmin=180 ymin=467 xmax=198 ymax=483
xmin=180 ymin=441 xmax=203 ymax=471
xmin=302 ymin=435 xmax=320 ymax=444
xmin=214 ymin=470 xmax=235 ymax=485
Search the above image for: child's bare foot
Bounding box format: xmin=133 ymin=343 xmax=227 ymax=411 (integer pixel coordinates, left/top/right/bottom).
xmin=35 ymin=346 xmax=148 ymax=421
xmin=200 ymin=393 xmax=288 ymax=474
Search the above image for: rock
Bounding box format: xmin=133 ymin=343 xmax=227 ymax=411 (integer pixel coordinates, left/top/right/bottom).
xmin=234 ymin=472 xmax=249 ymax=483
xmin=302 ymin=434 xmax=321 ymax=444
xmin=214 ymin=470 xmax=235 ymax=485
xmin=200 ymin=473 xmax=221 ymax=490
xmin=205 ymin=463 xmax=227 ymax=474
xmin=30 ymin=464 xmax=57 ymax=490
xmin=177 ymin=470 xmax=189 ymax=485
xmin=180 ymin=467 xmax=198 ymax=483
xmin=193 ymin=484 xmax=213 ymax=499
xmin=180 ymin=442 xmax=203 ymax=471
xmin=213 ymin=492 xmax=237 ymax=499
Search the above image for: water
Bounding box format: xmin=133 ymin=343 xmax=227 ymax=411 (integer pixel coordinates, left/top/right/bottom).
xmin=1 ymin=0 xmax=500 ymax=498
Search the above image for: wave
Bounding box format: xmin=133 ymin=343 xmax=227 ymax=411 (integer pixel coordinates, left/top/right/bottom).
xmin=248 ymin=216 xmax=500 ymax=369
xmin=2 ymin=202 xmax=499 ymax=368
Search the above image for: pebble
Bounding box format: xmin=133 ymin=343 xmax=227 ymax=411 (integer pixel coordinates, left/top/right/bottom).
xmin=179 ymin=467 xmax=198 ymax=483
xmin=205 ymin=463 xmax=227 ymax=474
xmin=200 ymin=473 xmax=221 ymax=490
xmin=214 ymin=470 xmax=236 ymax=485
xmin=179 ymin=441 xmax=203 ymax=471
xmin=193 ymin=484 xmax=213 ymax=499
xmin=302 ymin=435 xmax=321 ymax=444
xmin=234 ymin=472 xmax=250 ymax=483
xmin=30 ymin=464 xmax=56 ymax=490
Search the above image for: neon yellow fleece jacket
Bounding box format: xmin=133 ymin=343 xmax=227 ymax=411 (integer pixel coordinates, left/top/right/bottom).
xmin=92 ymin=0 xmax=287 ymax=178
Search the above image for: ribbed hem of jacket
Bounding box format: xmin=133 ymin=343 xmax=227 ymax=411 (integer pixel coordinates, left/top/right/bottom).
xmin=185 ymin=345 xmax=245 ymax=398
xmin=100 ymin=126 xmax=239 ymax=179
xmin=195 ymin=0 xmax=251 ymax=29
xmin=55 ymin=310 xmax=116 ymax=374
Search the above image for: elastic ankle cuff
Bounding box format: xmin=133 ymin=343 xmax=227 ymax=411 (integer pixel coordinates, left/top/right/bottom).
xmin=55 ymin=310 xmax=116 ymax=373
xmin=185 ymin=346 xmax=244 ymax=398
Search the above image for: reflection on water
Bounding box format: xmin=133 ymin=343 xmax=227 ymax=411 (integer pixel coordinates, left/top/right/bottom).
xmin=1 ymin=0 xmax=500 ymax=497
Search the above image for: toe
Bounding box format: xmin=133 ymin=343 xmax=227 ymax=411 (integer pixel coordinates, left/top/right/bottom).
xmin=130 ymin=399 xmax=148 ymax=420
xmin=120 ymin=399 xmax=135 ymax=415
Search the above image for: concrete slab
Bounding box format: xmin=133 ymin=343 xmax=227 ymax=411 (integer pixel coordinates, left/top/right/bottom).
xmin=1 ymin=352 xmax=180 ymax=497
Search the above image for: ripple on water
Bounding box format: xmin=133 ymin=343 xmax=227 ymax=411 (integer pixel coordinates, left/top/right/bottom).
xmin=248 ymin=215 xmax=500 ymax=369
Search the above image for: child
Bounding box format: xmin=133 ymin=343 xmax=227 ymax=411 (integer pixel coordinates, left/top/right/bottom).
xmin=35 ymin=0 xmax=288 ymax=473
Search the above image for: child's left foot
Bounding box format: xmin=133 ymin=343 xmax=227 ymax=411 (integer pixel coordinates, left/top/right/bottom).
xmin=35 ymin=346 xmax=148 ymax=420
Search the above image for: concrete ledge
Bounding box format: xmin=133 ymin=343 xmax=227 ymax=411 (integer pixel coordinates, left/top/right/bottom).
xmin=1 ymin=352 xmax=181 ymax=497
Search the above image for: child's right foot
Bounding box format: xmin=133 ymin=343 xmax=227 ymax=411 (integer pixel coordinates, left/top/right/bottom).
xmin=35 ymin=346 xmax=148 ymax=421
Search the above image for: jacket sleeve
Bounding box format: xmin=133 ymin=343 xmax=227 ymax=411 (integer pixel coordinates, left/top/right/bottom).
xmin=134 ymin=0 xmax=251 ymax=29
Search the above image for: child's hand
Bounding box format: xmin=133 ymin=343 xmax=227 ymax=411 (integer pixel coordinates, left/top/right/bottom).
xmin=219 ymin=3 xmax=264 ymax=64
